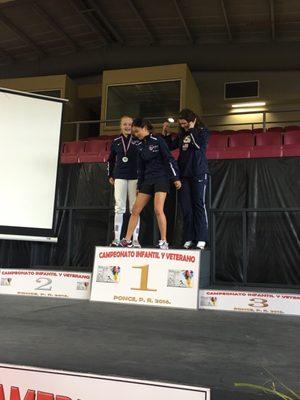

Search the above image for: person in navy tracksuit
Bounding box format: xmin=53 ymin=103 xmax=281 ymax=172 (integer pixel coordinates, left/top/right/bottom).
xmin=120 ymin=118 xmax=181 ymax=250
xmin=162 ymin=108 xmax=209 ymax=250
xmin=107 ymin=116 xmax=142 ymax=247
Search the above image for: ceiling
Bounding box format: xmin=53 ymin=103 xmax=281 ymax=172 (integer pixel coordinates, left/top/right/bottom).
xmin=1 ymin=0 xmax=300 ymax=78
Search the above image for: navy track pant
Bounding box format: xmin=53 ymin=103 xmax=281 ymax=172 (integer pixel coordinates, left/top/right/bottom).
xmin=179 ymin=174 xmax=208 ymax=243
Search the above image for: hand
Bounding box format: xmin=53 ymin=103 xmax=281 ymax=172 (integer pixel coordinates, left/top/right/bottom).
xmin=174 ymin=180 xmax=181 ymax=190
xmin=109 ymin=177 xmax=114 ymax=185
xmin=189 ymin=118 xmax=197 ymax=129
xmin=162 ymin=122 xmax=171 ymax=136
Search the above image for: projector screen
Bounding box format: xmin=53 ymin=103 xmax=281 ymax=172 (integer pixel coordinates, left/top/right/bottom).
xmin=0 ymin=88 xmax=66 ymax=242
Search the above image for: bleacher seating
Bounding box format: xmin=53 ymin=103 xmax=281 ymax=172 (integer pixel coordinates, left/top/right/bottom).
xmin=252 ymin=128 xmax=264 ymax=134
xmin=284 ymin=125 xmax=300 ymax=132
xmin=282 ymin=131 xmax=300 ymax=156
xmin=221 ymin=133 xmax=254 ymax=159
xmin=206 ymin=135 xmax=228 ymax=159
xmin=251 ymin=132 xmax=282 ymax=158
xmin=61 ymin=141 xmax=86 ymax=164
xmin=60 ymin=126 xmax=300 ymax=164
xmin=78 ymin=140 xmax=109 ymax=163
xmin=236 ymin=129 xmax=252 ymax=134
xmin=267 ymin=127 xmax=283 ymax=132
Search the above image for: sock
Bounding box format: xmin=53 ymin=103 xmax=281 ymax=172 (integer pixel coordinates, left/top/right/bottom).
xmin=132 ymin=217 xmax=140 ymax=241
xmin=114 ymin=213 xmax=124 ymax=241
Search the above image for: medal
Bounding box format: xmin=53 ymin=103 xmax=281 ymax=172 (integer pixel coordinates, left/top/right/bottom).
xmin=121 ymin=135 xmax=132 ymax=163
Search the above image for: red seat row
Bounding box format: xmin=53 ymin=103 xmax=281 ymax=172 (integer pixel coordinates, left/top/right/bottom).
xmin=206 ymin=131 xmax=300 ymax=159
xmin=211 ymin=125 xmax=300 ymax=135
xmin=61 ymin=131 xmax=300 ymax=164
xmin=61 ymin=140 xmax=110 ymax=163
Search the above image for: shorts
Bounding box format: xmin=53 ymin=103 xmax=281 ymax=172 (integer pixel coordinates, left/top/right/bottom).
xmin=139 ymin=180 xmax=170 ymax=195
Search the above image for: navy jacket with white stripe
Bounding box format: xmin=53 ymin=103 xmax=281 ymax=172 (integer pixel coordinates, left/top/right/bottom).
xmin=164 ymin=126 xmax=209 ymax=177
xmin=137 ymin=134 xmax=179 ymax=189
xmin=107 ymin=134 xmax=141 ymax=180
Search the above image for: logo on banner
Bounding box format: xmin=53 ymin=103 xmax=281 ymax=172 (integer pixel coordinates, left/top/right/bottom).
xmin=200 ymin=296 xmax=218 ymax=307
xmin=167 ymin=270 xmax=194 ymax=288
xmin=0 ymin=384 xmax=71 ymax=400
xmin=1 ymin=278 xmax=12 ymax=286
xmin=96 ymin=266 xmax=121 ymax=283
xmin=76 ymin=282 xmax=89 ymax=291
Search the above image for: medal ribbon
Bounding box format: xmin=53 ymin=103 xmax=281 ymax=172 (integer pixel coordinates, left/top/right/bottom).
xmin=121 ymin=135 xmax=132 ymax=157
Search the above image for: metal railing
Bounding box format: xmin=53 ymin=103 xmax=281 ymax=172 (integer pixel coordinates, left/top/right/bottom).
xmin=63 ymin=108 xmax=300 ymax=140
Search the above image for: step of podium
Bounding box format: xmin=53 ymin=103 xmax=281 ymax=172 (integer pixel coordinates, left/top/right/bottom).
xmin=199 ymin=287 xmax=300 ymax=316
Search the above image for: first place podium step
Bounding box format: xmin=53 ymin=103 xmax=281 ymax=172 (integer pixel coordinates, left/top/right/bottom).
xmin=91 ymin=247 xmax=210 ymax=310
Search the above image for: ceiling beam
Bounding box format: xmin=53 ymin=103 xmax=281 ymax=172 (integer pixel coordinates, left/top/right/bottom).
xmin=269 ymin=0 xmax=275 ymax=40
xmin=220 ymin=0 xmax=232 ymax=41
xmin=0 ymin=10 xmax=46 ymax=55
xmin=0 ymin=0 xmax=33 ymax=10
xmin=172 ymin=0 xmax=194 ymax=44
xmin=32 ymin=3 xmax=79 ymax=51
xmin=0 ymin=46 xmax=15 ymax=64
xmin=127 ymin=0 xmax=155 ymax=44
xmin=87 ymin=0 xmax=124 ymax=44
xmin=68 ymin=0 xmax=109 ymax=44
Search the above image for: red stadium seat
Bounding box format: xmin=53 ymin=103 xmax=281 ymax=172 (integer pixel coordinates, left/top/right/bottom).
xmin=208 ymin=135 xmax=228 ymax=148
xmin=210 ymin=130 xmax=220 ymax=135
xmin=220 ymin=133 xmax=254 ymax=159
xmin=284 ymin=125 xmax=300 ymax=132
xmin=267 ymin=127 xmax=283 ymax=133
xmin=236 ymin=129 xmax=252 ymax=134
xmin=251 ymin=132 xmax=283 ymax=158
xmin=221 ymin=129 xmax=236 ymax=135
xmin=61 ymin=141 xmax=86 ymax=164
xmin=78 ymin=140 xmax=109 ymax=162
xmin=206 ymin=135 xmax=228 ymax=159
xmin=283 ymin=131 xmax=300 ymax=157
xmin=252 ymin=128 xmax=264 ymax=134
xmin=229 ymin=134 xmax=255 ymax=147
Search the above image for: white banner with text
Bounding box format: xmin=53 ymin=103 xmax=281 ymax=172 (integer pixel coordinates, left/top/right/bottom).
xmin=199 ymin=289 xmax=300 ymax=316
xmin=91 ymin=247 xmax=200 ymax=309
xmin=0 ymin=363 xmax=210 ymax=400
xmin=0 ymin=269 xmax=91 ymax=300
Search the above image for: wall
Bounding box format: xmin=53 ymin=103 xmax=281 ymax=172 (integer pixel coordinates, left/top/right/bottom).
xmin=0 ymin=74 xmax=79 ymax=141
xmin=194 ymin=71 xmax=300 ymax=130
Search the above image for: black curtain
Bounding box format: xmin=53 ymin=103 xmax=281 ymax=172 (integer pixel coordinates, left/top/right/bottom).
xmin=0 ymin=158 xmax=299 ymax=286
xmin=210 ymin=158 xmax=300 ymax=285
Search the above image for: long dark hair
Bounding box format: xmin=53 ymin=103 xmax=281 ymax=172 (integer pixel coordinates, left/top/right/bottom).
xmin=132 ymin=117 xmax=154 ymax=133
xmin=178 ymin=108 xmax=204 ymax=133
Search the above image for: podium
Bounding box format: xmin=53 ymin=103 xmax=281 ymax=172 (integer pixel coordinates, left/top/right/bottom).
xmin=90 ymin=247 xmax=210 ymax=310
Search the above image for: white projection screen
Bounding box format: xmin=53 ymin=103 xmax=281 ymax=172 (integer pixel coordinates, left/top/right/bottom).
xmin=0 ymin=87 xmax=66 ymax=242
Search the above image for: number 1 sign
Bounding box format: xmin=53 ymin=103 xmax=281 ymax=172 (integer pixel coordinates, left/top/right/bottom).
xmin=0 ymin=269 xmax=91 ymax=300
xmin=90 ymin=247 xmax=200 ymax=309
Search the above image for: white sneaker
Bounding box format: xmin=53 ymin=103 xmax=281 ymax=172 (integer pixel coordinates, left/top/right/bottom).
xmin=196 ymin=241 xmax=206 ymax=250
xmin=132 ymin=239 xmax=141 ymax=248
xmin=158 ymin=240 xmax=169 ymax=250
xmin=183 ymin=241 xmax=193 ymax=249
xmin=110 ymin=239 xmax=120 ymax=247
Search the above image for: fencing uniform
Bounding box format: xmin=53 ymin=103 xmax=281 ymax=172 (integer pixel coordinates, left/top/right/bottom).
xmin=164 ymin=125 xmax=209 ymax=245
xmin=137 ymin=134 xmax=179 ymax=193
xmin=107 ymin=134 xmax=141 ymax=243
